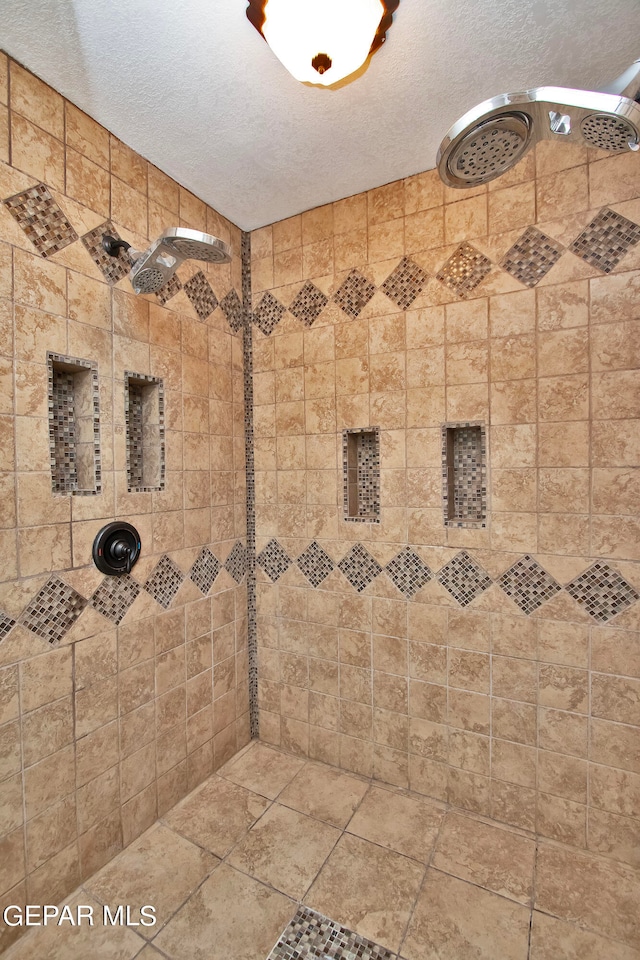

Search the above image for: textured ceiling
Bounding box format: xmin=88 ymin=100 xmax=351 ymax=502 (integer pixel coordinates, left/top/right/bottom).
xmin=2 ymin=0 xmax=638 ymax=230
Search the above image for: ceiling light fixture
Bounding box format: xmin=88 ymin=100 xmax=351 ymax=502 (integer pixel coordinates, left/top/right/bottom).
xmin=246 ymin=0 xmax=399 ymax=87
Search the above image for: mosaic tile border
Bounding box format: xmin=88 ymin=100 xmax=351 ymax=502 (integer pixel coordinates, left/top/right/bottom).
xmin=47 ymin=352 xmax=101 ymax=496
xmin=3 ymin=182 xmax=78 ymax=257
xmin=0 ymin=539 xmax=636 ymax=651
xmin=7 ymin=540 xmax=245 ymax=644
xmin=267 ymin=906 xmax=395 ymax=960
xmin=246 ymin=204 xmax=640 ymax=337
xmin=441 ymin=421 xmax=487 ymax=528
xmin=124 ymin=372 xmax=166 ymax=493
xmin=254 ymin=542 xmax=639 ymax=623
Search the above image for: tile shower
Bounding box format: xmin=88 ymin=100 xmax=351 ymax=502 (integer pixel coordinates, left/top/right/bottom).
xmin=0 ymin=49 xmax=639 ymax=959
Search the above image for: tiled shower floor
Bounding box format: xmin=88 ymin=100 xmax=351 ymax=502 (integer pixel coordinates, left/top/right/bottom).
xmin=5 ymin=741 xmax=640 ymax=960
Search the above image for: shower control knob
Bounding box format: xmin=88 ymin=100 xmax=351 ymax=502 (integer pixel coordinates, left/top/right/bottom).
xmin=92 ymin=522 xmax=141 ymax=577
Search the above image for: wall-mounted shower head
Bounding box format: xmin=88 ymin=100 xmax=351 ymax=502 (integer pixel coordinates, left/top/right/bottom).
xmin=102 ymin=227 xmax=231 ymax=295
xmin=437 ymin=59 xmax=640 ymax=189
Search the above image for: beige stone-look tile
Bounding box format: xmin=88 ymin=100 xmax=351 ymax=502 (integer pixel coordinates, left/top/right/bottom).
xmin=86 ymin=823 xmax=217 ymax=937
xmin=162 ymin=775 xmax=268 ymax=856
xmin=155 ymin=862 xmax=295 ymax=960
xmin=530 ymin=910 xmax=640 ymax=960
xmin=227 ymin=802 xmax=339 ymax=899
xmin=3 ymin=893 xmax=142 ymax=960
xmin=277 ymin=761 xmax=367 ymax=828
xmin=535 ymin=842 xmax=640 ymax=949
xmin=433 ymin=812 xmax=535 ymax=904
xmin=537 ymin=166 xmax=589 ymax=221
xmin=305 ymin=832 xmax=423 ymax=953
xmin=10 ymin=112 xmax=64 ymax=190
xmin=402 ymin=868 xmax=531 ymax=960
xmin=588 ymin=808 xmax=640 ymax=871
xmin=347 ymin=784 xmax=443 ymax=860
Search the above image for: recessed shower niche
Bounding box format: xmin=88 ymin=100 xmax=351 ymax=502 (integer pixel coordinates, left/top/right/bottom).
xmin=442 ymin=421 xmax=487 ymax=527
xmin=47 ymin=352 xmax=101 ymax=495
xmin=342 ymin=427 xmax=381 ymax=522
xmin=125 ymin=372 xmax=165 ymax=492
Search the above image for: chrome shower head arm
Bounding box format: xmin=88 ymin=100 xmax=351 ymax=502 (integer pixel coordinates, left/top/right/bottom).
xmin=603 ymin=59 xmax=640 ymax=102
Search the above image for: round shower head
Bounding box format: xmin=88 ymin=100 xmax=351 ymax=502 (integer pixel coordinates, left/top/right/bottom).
xmin=441 ymin=112 xmax=533 ymax=188
xmin=580 ymin=113 xmax=640 ymax=152
xmin=159 ymin=227 xmax=231 ymax=263
xmin=132 ymin=267 xmax=168 ymax=295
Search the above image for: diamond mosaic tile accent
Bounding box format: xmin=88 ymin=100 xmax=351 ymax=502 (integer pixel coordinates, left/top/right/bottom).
xmin=190 ymin=547 xmax=220 ymax=594
xmin=0 ymin=612 xmax=16 ymax=641
xmin=144 ymin=555 xmax=185 ymax=609
xmin=437 ymin=550 xmax=492 ymax=607
xmin=333 ymin=269 xmax=376 ymax=318
xmin=297 ymin=541 xmax=334 ymax=588
xmin=81 ymin=220 xmax=130 ymax=284
xmin=569 ymin=207 xmax=640 ymax=274
xmin=20 ymin=576 xmax=87 ymax=644
xmin=253 ymin=291 xmax=287 ymax=336
xmin=183 ymin=270 xmax=218 ymax=320
xmin=155 ymin=273 xmax=182 ymax=305
xmin=566 ymin=562 xmax=640 ymax=623
xmin=338 ymin=543 xmax=382 ymax=593
xmin=3 ymin=183 xmax=78 ymax=257
xmin=385 ymin=547 xmax=431 ymax=598
xmin=436 ymin=242 xmax=492 ymax=298
xmin=497 ymin=555 xmax=561 ymax=615
xmin=267 ymin=906 xmax=394 ymax=960
xmin=289 ymin=282 xmax=329 ymax=327
xmin=381 ymin=256 xmax=428 ymax=308
xmin=500 ymin=226 xmax=563 ymax=288
xmin=90 ymin=575 xmax=141 ymax=625
xmin=256 ymin=539 xmax=290 ymax=583
xmin=220 ymin=288 xmax=245 ymax=333
xmin=225 ymin=541 xmax=247 ymax=583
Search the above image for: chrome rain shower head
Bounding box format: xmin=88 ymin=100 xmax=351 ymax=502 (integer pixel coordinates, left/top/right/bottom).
xmin=437 ymin=59 xmax=640 ymax=189
xmin=102 ymin=227 xmax=231 ymax=295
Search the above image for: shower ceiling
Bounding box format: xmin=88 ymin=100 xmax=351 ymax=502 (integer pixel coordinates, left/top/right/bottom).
xmin=2 ymin=0 xmax=638 ymax=230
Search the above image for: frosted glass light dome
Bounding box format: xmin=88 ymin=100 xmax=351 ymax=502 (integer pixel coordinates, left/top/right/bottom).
xmin=262 ymin=0 xmax=385 ymax=86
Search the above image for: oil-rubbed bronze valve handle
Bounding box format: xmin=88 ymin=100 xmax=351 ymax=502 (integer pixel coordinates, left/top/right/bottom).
xmin=92 ymin=522 xmax=141 ymax=577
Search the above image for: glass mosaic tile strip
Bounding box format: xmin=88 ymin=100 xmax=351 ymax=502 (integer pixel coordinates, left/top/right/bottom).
xmin=437 ymin=550 xmax=492 ymax=607
xmin=385 ymin=547 xmax=431 ymax=598
xmin=190 ymin=547 xmax=220 ymax=594
xmin=333 ymin=269 xmax=376 ymax=318
xmin=221 ymin=288 xmax=245 ymax=332
xmin=3 ymin=183 xmax=78 ymax=257
xmin=289 ymin=281 xmax=329 ymax=327
xmin=81 ymin=220 xmax=130 ymax=284
xmin=297 ymin=541 xmax=334 ymax=587
xmin=90 ymin=575 xmax=141 ymax=624
xmin=144 ymin=555 xmax=185 ymax=609
xmin=0 ymin=612 xmax=16 ymax=641
xmin=500 ymin=226 xmax=563 ymax=288
xmin=338 ymin=543 xmax=382 ymax=593
xmin=20 ymin=576 xmax=87 ymax=645
xmin=566 ymin=561 xmax=640 ymax=622
xmin=498 ymin=555 xmax=561 ymax=615
xmin=241 ymin=230 xmax=259 ymax=738
xmin=442 ymin=422 xmax=486 ymax=528
xmin=569 ymin=207 xmax=640 ymax=274
xmin=381 ymin=256 xmax=428 ymax=308
xmin=225 ymin=541 xmax=247 ymax=583
xmin=253 ymin=291 xmax=287 ymax=336
xmin=267 ymin=906 xmax=395 ymax=960
xmin=183 ymin=269 xmax=218 ymax=320
xmin=256 ymin=539 xmax=291 ymax=582
xmin=436 ymin=242 xmax=491 ymax=298
xmin=155 ymin=273 xmax=182 ymax=305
